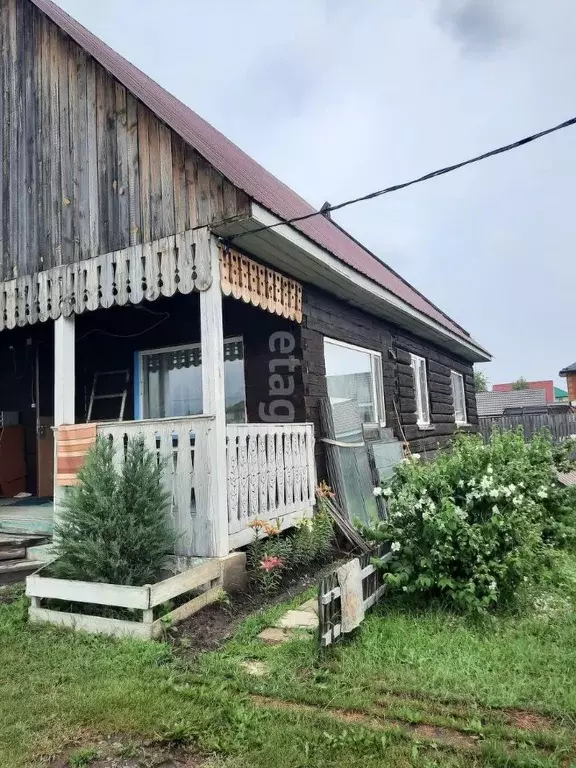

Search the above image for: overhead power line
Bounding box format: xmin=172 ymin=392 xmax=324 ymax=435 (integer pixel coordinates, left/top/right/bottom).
xmin=228 ymin=115 xmax=576 ymax=243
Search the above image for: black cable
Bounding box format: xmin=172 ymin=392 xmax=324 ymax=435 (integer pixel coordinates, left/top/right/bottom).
xmin=227 ymin=115 xmax=576 ymax=243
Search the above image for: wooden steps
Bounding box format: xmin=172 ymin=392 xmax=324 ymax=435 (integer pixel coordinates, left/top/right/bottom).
xmin=0 ymin=533 xmax=51 ymax=585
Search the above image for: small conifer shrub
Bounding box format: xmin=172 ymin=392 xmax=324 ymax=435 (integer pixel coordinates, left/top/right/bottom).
xmin=53 ymin=436 xmax=176 ymax=586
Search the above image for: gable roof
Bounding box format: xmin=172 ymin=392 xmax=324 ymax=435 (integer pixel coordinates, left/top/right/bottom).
xmin=32 ymin=0 xmax=482 ymax=348
xmin=560 ymin=362 xmax=576 ymax=376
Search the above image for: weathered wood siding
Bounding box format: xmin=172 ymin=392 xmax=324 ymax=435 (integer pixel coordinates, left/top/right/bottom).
xmin=299 ymin=286 xmax=477 ymax=470
xmin=0 ymin=0 xmax=249 ymax=281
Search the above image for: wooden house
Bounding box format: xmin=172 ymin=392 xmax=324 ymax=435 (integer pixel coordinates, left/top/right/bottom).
xmin=560 ymin=362 xmax=576 ymax=406
xmin=0 ymin=0 xmax=490 ymax=560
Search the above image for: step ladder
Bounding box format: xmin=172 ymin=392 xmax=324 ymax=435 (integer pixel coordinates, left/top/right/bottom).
xmin=87 ymin=370 xmax=130 ymax=422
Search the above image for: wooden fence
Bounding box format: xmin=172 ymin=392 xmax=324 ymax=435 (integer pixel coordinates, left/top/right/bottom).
xmin=478 ymin=412 xmax=576 ymax=443
xmin=318 ymin=543 xmax=390 ymax=647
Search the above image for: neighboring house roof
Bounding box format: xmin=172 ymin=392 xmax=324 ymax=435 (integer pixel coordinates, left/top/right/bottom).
xmin=492 ymin=380 xmax=555 ymax=403
xmin=476 ymin=389 xmax=547 ymax=417
xmin=555 ymin=386 xmax=569 ymax=399
xmin=560 ymin=362 xmax=576 ymax=376
xmin=30 ymin=0 xmax=480 ymax=348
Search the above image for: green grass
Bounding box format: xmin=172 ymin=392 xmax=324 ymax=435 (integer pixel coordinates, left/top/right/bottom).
xmin=2 ymin=556 xmax=576 ymax=767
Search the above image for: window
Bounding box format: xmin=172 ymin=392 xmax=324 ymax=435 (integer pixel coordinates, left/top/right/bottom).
xmin=324 ymin=338 xmax=385 ymax=426
xmin=138 ymin=337 xmax=246 ymax=424
xmin=451 ymin=370 xmax=467 ymax=425
xmin=410 ymin=354 xmax=430 ymax=426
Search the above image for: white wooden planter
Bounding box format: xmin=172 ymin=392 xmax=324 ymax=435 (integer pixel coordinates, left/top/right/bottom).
xmin=26 ymin=558 xmax=223 ymax=639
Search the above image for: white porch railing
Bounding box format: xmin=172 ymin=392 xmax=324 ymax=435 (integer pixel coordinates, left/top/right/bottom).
xmin=97 ymin=416 xmax=214 ymax=557
xmin=226 ymin=423 xmax=316 ymax=548
xmin=95 ymin=418 xmax=316 ymax=556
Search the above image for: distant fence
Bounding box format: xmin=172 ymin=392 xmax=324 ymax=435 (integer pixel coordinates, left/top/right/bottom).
xmin=478 ymin=412 xmax=576 ymax=443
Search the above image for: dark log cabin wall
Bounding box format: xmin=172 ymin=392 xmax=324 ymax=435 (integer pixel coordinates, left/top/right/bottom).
xmin=0 ymin=0 xmax=249 ymax=282
xmin=298 ymin=285 xmax=477 ymax=477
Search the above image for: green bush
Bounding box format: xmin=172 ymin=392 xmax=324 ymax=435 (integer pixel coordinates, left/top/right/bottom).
xmin=53 ymin=437 xmax=177 ymax=586
xmin=363 ymin=429 xmax=576 ymax=614
xmin=247 ymin=502 xmax=334 ymax=593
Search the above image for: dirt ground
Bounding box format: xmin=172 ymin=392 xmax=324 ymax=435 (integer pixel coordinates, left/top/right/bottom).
xmin=172 ymin=561 xmax=342 ymax=654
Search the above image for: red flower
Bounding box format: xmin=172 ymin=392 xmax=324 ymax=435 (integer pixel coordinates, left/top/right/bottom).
xmin=260 ymin=555 xmax=283 ymax=572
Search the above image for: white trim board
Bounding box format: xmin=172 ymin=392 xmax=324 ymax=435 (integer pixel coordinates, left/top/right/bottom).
xmin=213 ymin=204 xmax=490 ymax=363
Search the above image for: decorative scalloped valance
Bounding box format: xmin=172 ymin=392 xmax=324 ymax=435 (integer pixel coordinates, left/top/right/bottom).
xmin=0 ymin=228 xmax=212 ymax=332
xmin=219 ymin=246 xmax=302 ymax=323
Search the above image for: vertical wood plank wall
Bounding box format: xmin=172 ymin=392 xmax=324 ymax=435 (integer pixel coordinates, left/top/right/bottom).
xmin=0 ymin=0 xmax=249 ymax=282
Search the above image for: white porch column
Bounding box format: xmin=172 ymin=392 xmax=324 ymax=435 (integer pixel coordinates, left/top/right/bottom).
xmin=53 ymin=315 xmax=75 ymax=522
xmin=54 ymin=315 xmax=75 ymax=428
xmin=199 ymin=234 xmax=229 ymax=558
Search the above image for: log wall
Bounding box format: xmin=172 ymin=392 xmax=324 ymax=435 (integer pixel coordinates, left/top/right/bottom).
xmin=298 ymin=285 xmax=477 ymax=473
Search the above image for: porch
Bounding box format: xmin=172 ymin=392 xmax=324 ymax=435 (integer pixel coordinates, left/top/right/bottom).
xmin=0 ymin=230 xmax=317 ymax=558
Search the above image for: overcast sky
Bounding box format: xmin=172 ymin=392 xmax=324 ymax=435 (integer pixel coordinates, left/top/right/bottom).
xmin=55 ymin=0 xmax=576 ymax=388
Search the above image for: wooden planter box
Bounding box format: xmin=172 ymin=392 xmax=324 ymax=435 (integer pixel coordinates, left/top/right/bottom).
xmin=25 ymin=558 xmax=223 ymax=639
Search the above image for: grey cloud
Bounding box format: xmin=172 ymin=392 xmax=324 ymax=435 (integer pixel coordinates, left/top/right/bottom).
xmin=437 ymin=0 xmax=515 ymax=54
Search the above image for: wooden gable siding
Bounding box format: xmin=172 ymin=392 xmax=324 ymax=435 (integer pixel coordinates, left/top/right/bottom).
xmin=0 ymin=0 xmax=249 ymax=282
xmin=298 ymin=285 xmax=477 ymax=471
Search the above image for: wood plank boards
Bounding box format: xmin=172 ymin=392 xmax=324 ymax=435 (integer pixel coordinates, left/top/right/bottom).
xmin=226 ymin=423 xmax=316 ymax=534
xmin=0 ymin=228 xmax=213 ymax=331
xmin=0 ymin=0 xmax=246 ymax=283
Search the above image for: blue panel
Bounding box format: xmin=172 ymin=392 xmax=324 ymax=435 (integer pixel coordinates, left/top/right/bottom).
xmin=133 ymin=351 xmax=141 ymax=420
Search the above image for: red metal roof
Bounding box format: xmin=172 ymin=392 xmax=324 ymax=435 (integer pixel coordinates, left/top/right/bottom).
xmin=32 ymin=0 xmax=479 ymax=346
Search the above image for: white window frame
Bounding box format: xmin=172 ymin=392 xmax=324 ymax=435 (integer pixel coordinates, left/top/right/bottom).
xmin=324 ymin=337 xmax=386 ymax=427
xmin=137 ymin=335 xmax=246 ymax=422
xmin=410 ymin=353 xmax=430 ymax=427
xmin=450 ymin=369 xmax=468 ymax=425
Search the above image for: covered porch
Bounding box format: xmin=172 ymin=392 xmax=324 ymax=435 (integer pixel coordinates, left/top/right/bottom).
xmin=0 ymin=229 xmax=316 ymax=558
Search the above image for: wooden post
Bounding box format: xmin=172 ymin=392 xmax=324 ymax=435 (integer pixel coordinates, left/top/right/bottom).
xmin=199 ymin=234 xmax=229 ymax=558
xmin=54 ymin=315 xmax=75 ymax=427
xmin=53 ymin=315 xmax=75 ymax=526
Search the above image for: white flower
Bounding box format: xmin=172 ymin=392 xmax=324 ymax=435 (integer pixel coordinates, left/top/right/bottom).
xmin=458 ymin=479 xmax=465 ymax=488
xmin=537 ymin=488 xmax=548 ymax=499
xmin=373 ymin=486 xmax=383 ymax=497
xmin=488 ymin=581 xmax=497 ymax=592
xmin=492 ymin=505 xmax=499 ymax=514
xmin=382 ymin=487 xmax=393 ymax=498
xmin=422 ymin=511 xmax=431 ymax=521
xmin=428 ymin=500 xmax=436 ymax=511
xmin=489 ymin=489 xmax=499 ymax=498
xmin=402 ymin=586 xmax=408 ymax=592
xmin=512 ymin=496 xmax=523 ymax=507
xmin=391 ymin=541 xmax=401 ymax=552
xmin=487 ymin=465 xmax=493 ymax=474
xmin=411 ymin=453 xmax=421 ymax=461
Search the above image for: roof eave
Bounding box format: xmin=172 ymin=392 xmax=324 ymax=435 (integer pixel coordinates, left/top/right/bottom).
xmin=214 ymin=203 xmax=492 ymax=364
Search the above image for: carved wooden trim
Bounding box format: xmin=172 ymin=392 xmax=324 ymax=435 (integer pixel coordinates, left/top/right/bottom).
xmin=0 ymin=228 xmax=212 ymax=331
xmin=219 ymin=245 xmax=303 ymax=323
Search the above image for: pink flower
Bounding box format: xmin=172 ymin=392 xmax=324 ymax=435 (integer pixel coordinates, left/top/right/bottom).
xmin=260 ymin=555 xmax=283 ymax=572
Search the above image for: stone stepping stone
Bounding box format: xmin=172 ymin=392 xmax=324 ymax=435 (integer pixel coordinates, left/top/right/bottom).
xmin=275 ymin=609 xmax=319 ymax=630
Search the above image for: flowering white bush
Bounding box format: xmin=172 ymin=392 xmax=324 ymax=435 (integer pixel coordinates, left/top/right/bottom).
xmin=360 ymin=429 xmax=576 ymax=614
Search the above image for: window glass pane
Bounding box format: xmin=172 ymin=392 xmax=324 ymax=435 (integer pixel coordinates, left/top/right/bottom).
xmin=324 ymin=340 xmax=377 ymax=424
xmin=418 ymin=359 xmax=430 ymax=423
xmin=411 ymin=355 xmax=429 ymax=425
xmin=452 ymin=371 xmax=466 ymax=423
xmin=141 ymin=339 xmax=246 ymax=423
